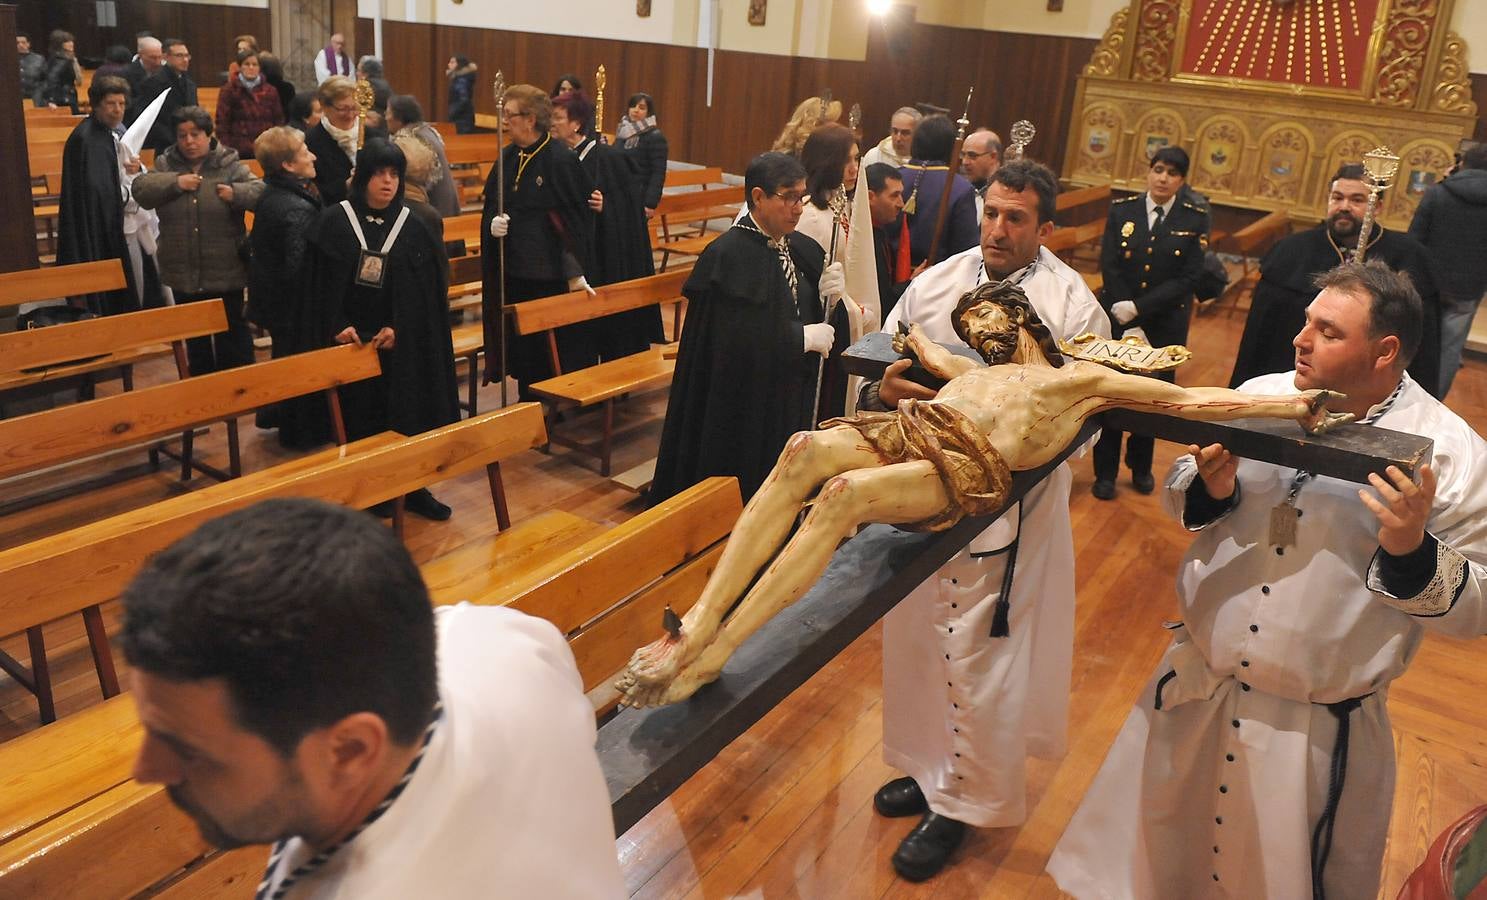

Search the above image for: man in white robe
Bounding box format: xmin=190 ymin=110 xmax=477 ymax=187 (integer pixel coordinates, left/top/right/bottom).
xmin=871 ymin=160 xmax=1109 ymax=880
xmin=124 ymin=499 xmax=624 ymax=899
xmin=1048 ymin=261 xmax=1487 ymax=899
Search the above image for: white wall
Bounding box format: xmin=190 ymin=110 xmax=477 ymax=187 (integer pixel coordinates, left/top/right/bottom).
xmin=356 ymin=0 xmax=690 ymax=45
xmin=1450 ymin=2 xmax=1487 ymax=74
xmin=168 ymin=0 xmax=270 ymax=7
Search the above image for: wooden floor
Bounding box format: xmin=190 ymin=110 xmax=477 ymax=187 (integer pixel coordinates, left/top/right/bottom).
xmin=4 ymin=295 xmax=1486 ymax=898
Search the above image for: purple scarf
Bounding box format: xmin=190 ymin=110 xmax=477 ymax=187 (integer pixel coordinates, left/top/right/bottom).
xmin=322 ymin=45 xmax=349 ymax=76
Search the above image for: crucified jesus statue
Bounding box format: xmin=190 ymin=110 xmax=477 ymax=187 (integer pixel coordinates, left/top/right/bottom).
xmin=616 ymin=280 xmax=1353 ymax=708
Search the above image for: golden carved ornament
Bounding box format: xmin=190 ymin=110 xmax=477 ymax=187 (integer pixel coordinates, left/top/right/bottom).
xmin=1373 ymin=0 xmax=1440 ymax=108
xmin=1084 ymin=6 xmax=1129 ymax=78
xmin=1255 ymin=126 xmax=1310 ymax=203
xmin=1385 ymin=140 xmax=1453 ymax=221
xmin=1431 ymin=31 xmax=1477 ymax=116
xmin=1132 ymin=0 xmax=1180 ymax=82
xmin=1077 ymin=105 xmax=1124 ymax=177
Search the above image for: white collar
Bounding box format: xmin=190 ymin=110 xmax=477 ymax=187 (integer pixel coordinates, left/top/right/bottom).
xmin=1145 ymin=194 xmax=1176 ymax=220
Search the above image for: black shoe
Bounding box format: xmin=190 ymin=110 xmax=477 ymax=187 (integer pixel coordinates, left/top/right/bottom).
xmin=1091 ymin=478 xmax=1117 ymax=501
xmin=368 ymin=500 xmax=397 ymax=518
xmin=873 ymin=776 xmax=927 ymax=818
xmin=1131 ymin=471 xmax=1156 ymax=494
xmin=405 ymin=488 xmax=452 ymax=521
xmin=891 ymin=812 xmax=966 ymax=882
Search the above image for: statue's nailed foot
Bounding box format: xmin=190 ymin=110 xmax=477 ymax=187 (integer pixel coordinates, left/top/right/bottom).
xmin=1299 ymin=389 xmax=1355 ymax=434
xmin=615 ymin=605 xmax=708 ymax=707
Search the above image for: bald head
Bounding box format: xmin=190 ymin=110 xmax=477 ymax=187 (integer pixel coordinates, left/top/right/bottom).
xmin=137 ymin=36 xmax=163 ymax=72
xmin=961 ymin=129 xmax=1002 ymax=185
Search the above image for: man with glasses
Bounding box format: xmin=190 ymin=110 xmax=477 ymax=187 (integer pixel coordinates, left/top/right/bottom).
xmin=960 ymin=128 xmax=1001 ymax=221
xmin=650 ymin=151 xmax=837 ymax=504
xmin=129 ymin=38 xmax=197 ymax=153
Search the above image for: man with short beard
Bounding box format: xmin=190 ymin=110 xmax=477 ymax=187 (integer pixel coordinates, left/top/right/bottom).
xmin=1230 ymin=164 xmax=1442 ymax=395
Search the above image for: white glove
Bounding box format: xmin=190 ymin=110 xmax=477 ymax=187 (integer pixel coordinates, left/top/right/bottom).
xmin=489 ymin=213 xmax=510 ymax=238
xmin=1111 ymin=300 xmax=1138 ymax=325
xmin=803 ymin=322 xmax=835 ymax=355
xmin=567 ymin=274 xmax=596 ymax=296
xmin=817 ymin=261 xmax=847 ymax=300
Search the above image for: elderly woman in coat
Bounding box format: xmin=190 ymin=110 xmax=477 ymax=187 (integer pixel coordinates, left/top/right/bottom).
xmin=134 ymin=106 xmax=264 ymax=375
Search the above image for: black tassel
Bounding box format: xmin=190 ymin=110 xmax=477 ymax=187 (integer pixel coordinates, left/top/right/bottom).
xmin=990 ymin=597 xmax=1011 ymax=638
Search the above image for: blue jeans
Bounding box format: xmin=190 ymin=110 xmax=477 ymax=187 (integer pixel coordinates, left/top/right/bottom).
xmin=1439 ymin=291 xmax=1486 ymax=398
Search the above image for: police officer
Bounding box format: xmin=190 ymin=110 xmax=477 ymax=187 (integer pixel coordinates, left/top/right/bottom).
xmin=1091 ymin=146 xmax=1210 ymax=499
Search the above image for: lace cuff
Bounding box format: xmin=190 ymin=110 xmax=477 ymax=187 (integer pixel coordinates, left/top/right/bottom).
xmin=1367 ymin=536 xmax=1470 ymax=618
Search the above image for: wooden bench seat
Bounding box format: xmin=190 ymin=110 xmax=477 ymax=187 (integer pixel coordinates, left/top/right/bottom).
xmin=0 ymin=299 xmax=225 ymax=399
xmin=1206 ymin=208 xmax=1291 ymax=316
xmin=0 ymin=471 xmax=737 ymax=899
xmin=0 ymin=259 xmax=129 ymax=315
xmin=663 ymin=166 xmax=725 ymax=189
xmin=528 ymin=347 xmax=675 ymax=476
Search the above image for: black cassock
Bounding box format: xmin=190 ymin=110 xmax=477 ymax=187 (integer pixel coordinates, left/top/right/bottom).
xmin=650 ymin=223 xmax=825 ymax=504
xmin=293 ymin=201 xmax=460 ymax=444
xmin=1229 ymin=224 xmax=1442 ymax=397
xmin=57 ymin=116 xmax=138 ymax=315
xmin=480 ymin=136 xmax=597 ymax=393
xmin=574 ymin=136 xmax=663 ymax=359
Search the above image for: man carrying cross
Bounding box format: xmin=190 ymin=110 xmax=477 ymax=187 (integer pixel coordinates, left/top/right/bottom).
xmin=1048 ymin=260 xmax=1487 ymax=899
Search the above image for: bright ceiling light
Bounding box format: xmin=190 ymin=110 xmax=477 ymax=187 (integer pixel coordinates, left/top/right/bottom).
xmin=868 ymin=0 xmax=892 ymax=15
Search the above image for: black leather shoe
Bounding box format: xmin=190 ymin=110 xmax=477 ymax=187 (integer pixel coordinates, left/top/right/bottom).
xmin=873 ymin=776 xmax=927 ymax=818
xmin=1132 ymin=471 xmax=1156 ymax=494
xmin=405 ymin=488 xmax=452 ymax=521
xmin=368 ymin=500 xmax=397 ymax=518
xmin=1091 ymin=478 xmax=1117 ymax=500
xmin=891 ymin=812 xmax=966 ymax=882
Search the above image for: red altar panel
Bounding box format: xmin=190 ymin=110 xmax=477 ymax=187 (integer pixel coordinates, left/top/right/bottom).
xmin=1179 ymin=0 xmax=1382 ymax=91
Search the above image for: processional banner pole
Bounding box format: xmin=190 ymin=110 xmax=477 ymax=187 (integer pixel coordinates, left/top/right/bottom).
xmin=925 ymin=86 xmax=973 ymax=268
xmin=485 ymin=71 xmax=510 ymax=408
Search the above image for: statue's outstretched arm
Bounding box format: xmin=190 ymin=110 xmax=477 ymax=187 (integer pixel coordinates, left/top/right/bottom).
xmin=1086 ymin=370 xmax=1353 ymax=434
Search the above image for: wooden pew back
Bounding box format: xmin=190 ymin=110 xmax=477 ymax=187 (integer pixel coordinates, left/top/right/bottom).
xmin=0 ymin=301 xmax=224 ymax=377
xmin=0 ymin=343 xmax=379 ymax=482
xmin=663 ymin=166 xmax=725 ymax=189
xmin=509 ymin=268 xmax=689 ymax=336
xmin=0 ymin=259 xmax=126 ymax=309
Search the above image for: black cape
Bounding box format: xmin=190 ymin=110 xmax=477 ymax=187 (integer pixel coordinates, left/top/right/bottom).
xmin=293 ymin=201 xmax=459 ymax=444
xmin=1229 ymin=224 xmax=1442 ymax=396
xmin=575 ymin=136 xmax=662 ymax=359
xmin=57 ymin=116 xmax=139 ymax=315
xmin=650 ymin=223 xmax=826 ymax=504
xmin=304 ymin=122 xmax=354 ymax=207
xmin=480 ymin=137 xmax=597 ymax=386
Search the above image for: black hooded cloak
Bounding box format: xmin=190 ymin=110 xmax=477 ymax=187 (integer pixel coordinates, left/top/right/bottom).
xmin=57 ymin=115 xmax=139 ymax=315
xmin=295 ymin=140 xmax=459 ymax=444
xmin=480 ymin=134 xmax=597 ymax=394
xmin=1229 ymin=224 xmax=1442 ymax=397
xmin=574 ymin=135 xmax=663 ymax=359
xmin=650 ymin=219 xmax=826 ymax=504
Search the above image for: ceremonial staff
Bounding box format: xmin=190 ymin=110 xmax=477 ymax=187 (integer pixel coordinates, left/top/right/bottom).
xmin=811 ymin=184 xmax=852 ymax=425
xmin=594 ymin=64 xmax=607 ymax=140
xmin=1354 ymin=145 xmax=1400 ymax=263
xmin=1005 ymin=119 xmax=1036 ymax=162
xmin=925 ymin=86 xmax=973 ymax=268
xmin=354 ymin=77 xmax=375 ymax=147
xmin=483 ymin=72 xmax=510 ymax=407
xmin=816 ymin=88 xmax=833 ymax=127
xmin=848 ymin=102 xmax=862 ymax=143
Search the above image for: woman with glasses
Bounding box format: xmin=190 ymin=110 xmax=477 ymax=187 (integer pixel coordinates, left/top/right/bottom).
xmin=481 ymin=84 xmax=597 ymax=397
xmin=215 ymin=49 xmax=284 ymax=159
xmin=650 ymin=152 xmax=833 ymax=504
xmin=304 ymin=75 xmax=383 ymax=205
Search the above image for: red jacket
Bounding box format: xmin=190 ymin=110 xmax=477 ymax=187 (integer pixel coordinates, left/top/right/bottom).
xmin=215 ymin=76 xmax=284 ymax=159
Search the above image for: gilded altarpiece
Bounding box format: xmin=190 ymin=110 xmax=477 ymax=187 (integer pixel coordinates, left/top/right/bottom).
xmin=1063 ymin=0 xmax=1477 ymax=229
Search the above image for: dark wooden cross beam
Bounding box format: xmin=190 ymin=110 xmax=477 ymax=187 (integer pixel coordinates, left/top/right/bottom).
xmin=839 ymin=332 xmax=1434 ymax=483
xmin=598 ymin=420 xmax=1099 ymax=836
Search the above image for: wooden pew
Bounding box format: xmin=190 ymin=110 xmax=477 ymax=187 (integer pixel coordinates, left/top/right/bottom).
xmin=1208 ymin=208 xmax=1292 ymax=316
xmin=0 ymin=298 xmax=224 ymax=402
xmin=1055 ymin=182 xmax=1112 ymax=213
xmin=663 ymin=166 xmax=724 ymax=189
xmin=0 ymin=342 xmax=376 ymax=505
xmin=512 ymin=269 xmax=691 ymax=475
xmin=0 ymin=259 xmax=126 ymax=315
xmin=652 ymin=185 xmax=744 ymax=269
xmin=0 ymin=405 xmax=549 ymax=898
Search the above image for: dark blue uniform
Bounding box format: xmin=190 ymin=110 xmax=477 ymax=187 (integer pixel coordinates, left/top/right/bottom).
xmin=1093 ymin=191 xmax=1210 ymax=485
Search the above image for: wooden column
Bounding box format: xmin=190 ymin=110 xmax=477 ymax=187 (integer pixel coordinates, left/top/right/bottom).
xmin=0 ymin=4 xmax=39 ymax=274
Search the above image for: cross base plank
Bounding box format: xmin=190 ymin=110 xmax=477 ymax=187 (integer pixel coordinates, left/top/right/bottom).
xmin=599 ymin=420 xmax=1098 ymax=836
